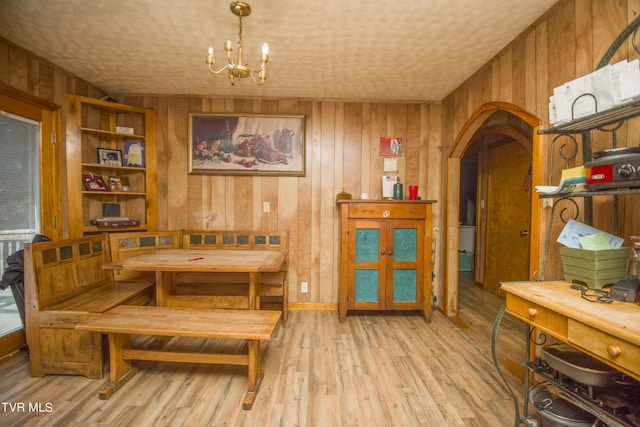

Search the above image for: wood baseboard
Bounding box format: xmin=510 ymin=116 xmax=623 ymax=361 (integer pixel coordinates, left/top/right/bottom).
xmin=288 ymin=303 xmax=337 ymax=311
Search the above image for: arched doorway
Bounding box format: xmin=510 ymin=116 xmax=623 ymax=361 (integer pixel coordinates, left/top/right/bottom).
xmin=444 ymin=102 xmax=541 ymax=317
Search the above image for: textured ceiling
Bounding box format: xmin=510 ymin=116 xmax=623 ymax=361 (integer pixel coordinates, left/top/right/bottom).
xmin=0 ymin=0 xmax=558 ymax=102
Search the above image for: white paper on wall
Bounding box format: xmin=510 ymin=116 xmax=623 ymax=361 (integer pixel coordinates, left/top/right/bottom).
xmin=383 ymin=157 xmax=398 ymax=173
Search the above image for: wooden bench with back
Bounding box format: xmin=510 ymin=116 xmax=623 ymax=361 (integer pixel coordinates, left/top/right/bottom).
xmin=24 ymin=234 xmax=154 ymax=378
xmin=181 ymin=230 xmax=289 ymax=325
xmin=107 ymin=230 xmax=183 ymax=283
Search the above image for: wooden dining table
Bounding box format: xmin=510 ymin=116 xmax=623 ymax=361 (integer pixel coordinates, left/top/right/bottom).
xmin=103 ymin=248 xmax=288 ymax=309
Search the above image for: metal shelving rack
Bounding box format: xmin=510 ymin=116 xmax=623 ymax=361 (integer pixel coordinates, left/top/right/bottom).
xmin=492 ymin=15 xmax=640 ymax=427
xmin=535 ymin=97 xmax=640 ymax=282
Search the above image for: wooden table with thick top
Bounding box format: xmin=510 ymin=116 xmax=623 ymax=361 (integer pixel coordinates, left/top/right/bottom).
xmin=501 ymin=280 xmax=640 ymax=381
xmin=77 ymin=305 xmax=281 ymax=409
xmin=104 ymin=248 xmax=288 ymax=309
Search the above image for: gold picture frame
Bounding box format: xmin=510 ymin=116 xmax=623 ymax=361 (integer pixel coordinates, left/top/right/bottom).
xmin=188 ymin=113 xmax=306 ymax=176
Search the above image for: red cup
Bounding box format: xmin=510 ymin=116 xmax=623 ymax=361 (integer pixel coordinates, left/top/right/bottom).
xmin=409 ymin=185 xmax=418 ymax=200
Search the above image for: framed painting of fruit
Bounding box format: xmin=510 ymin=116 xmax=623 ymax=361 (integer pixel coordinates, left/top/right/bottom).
xmin=188 ymin=113 xmax=306 ymax=176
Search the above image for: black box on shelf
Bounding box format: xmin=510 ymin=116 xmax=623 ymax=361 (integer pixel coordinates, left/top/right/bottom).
xmin=102 ymin=203 xmax=121 ymax=217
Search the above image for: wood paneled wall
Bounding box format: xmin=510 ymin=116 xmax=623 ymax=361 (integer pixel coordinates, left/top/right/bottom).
xmin=3 ymin=0 xmax=640 ymax=309
xmin=0 ymin=38 xmax=106 ymax=104
xmin=0 ymin=36 xmax=107 ymax=243
xmin=442 ymin=0 xmax=640 ymax=283
xmin=118 ymin=96 xmax=444 ymax=306
xmin=0 ymin=35 xmax=444 ymax=308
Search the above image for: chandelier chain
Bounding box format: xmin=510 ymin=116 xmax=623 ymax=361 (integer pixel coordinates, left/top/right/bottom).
xmin=238 ymin=16 xmax=243 ymax=50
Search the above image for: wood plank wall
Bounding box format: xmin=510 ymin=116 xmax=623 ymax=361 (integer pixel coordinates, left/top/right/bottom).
xmin=2 ymin=0 xmax=640 ymax=308
xmin=0 ymin=37 xmax=107 ymax=242
xmin=441 ymin=0 xmax=640 ymax=282
xmin=117 ymin=96 xmax=444 ymax=307
xmin=0 ymin=38 xmax=106 ymax=104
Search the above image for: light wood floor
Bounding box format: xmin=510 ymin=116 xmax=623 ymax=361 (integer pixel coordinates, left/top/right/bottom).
xmin=0 ymin=273 xmax=528 ymax=426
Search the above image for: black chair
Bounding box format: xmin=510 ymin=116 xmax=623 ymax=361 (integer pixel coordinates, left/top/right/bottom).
xmin=0 ymin=234 xmax=50 ymax=332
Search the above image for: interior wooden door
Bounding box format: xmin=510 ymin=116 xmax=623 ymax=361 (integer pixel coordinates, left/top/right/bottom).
xmin=484 ymin=141 xmax=531 ymax=295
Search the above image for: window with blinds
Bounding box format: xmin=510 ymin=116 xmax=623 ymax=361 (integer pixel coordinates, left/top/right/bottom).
xmin=0 ymin=111 xmax=40 ymax=238
xmin=0 ymin=111 xmax=40 ymax=336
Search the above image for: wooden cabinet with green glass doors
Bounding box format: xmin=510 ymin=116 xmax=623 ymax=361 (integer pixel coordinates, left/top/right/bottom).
xmin=336 ymin=200 xmax=436 ymax=322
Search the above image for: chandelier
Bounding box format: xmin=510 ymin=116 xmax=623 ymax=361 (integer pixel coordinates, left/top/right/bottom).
xmin=205 ymin=1 xmax=269 ymax=85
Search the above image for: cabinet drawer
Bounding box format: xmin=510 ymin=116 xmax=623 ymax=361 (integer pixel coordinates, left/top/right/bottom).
xmin=505 ymin=294 xmax=568 ymax=339
xmin=348 ymin=203 xmax=426 ymax=219
xmin=568 ymin=319 xmax=640 ymax=380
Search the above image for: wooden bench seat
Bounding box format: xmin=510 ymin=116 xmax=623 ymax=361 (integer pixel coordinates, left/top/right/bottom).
xmin=77 ymin=305 xmax=281 ymax=410
xmin=24 ymin=235 xmax=154 ymax=378
xmin=44 ymin=281 xmax=154 ymax=312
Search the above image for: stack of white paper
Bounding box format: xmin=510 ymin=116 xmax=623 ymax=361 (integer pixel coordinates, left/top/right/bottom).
xmin=549 ymin=59 xmax=640 ymax=125
xmin=535 ymin=166 xmax=586 ymax=195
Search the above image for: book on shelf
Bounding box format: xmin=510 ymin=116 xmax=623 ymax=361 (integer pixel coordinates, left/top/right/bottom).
xmin=123 ymin=141 xmax=145 ymax=167
xmin=535 ymin=166 xmax=587 ymax=195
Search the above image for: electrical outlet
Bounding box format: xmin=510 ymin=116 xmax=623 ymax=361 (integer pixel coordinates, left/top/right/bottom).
xmin=542 ymin=198 xmax=553 ymax=208
xmin=263 ymin=202 xmax=270 ymax=212
xmin=300 ymin=281 xmax=308 ymax=293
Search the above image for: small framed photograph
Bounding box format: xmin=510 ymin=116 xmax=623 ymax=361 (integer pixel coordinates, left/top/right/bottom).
xmin=97 ymin=148 xmax=123 ymax=166
xmin=108 ymin=176 xmax=130 ymax=192
xmin=379 ymin=137 xmax=403 ymax=156
xmin=82 ymin=174 xmax=109 ymax=192
xmin=124 ymin=141 xmax=145 ymax=167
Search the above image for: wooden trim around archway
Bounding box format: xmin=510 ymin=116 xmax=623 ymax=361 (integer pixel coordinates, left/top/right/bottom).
xmin=444 ymin=102 xmax=541 ymax=317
